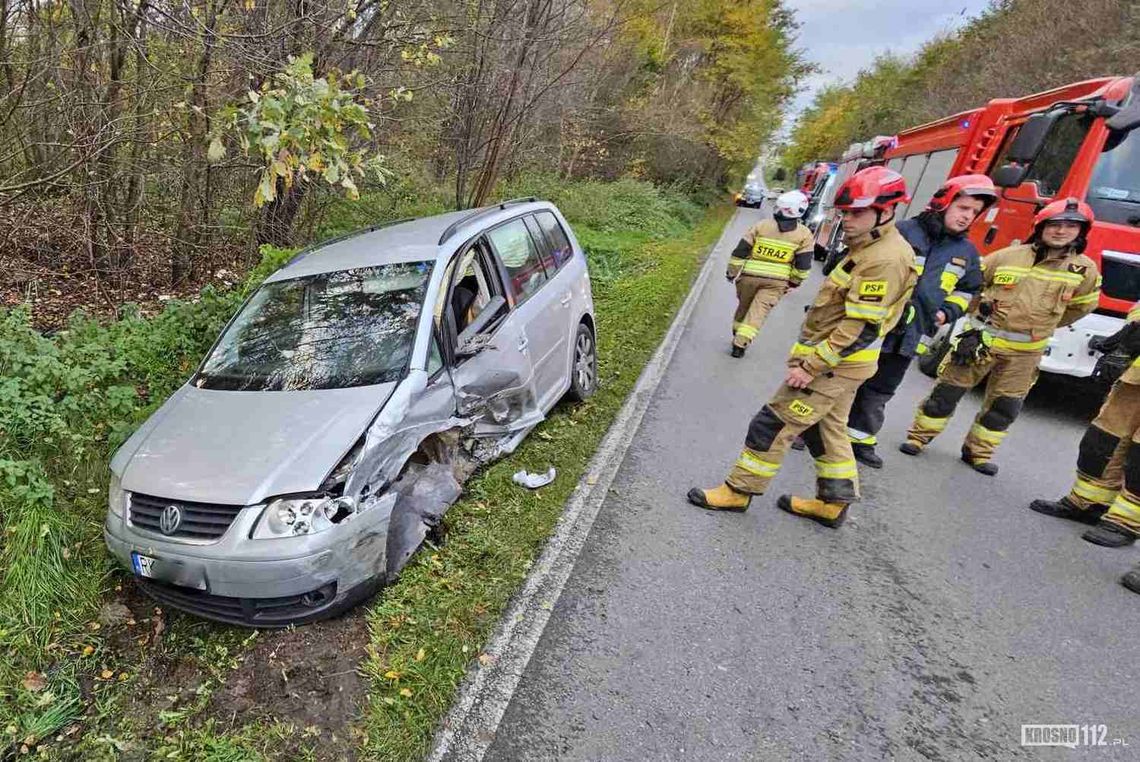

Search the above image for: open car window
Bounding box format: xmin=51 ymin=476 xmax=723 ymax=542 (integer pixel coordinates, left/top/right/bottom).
xmin=195 ymin=262 xmax=432 ymax=391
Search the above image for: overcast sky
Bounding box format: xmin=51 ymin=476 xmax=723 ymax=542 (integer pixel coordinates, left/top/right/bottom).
xmin=783 ymin=0 xmax=994 ymax=126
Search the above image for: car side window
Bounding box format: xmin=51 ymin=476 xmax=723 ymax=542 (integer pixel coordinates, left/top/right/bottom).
xmin=449 ymin=242 xmax=501 ymax=335
xmin=487 ymin=218 xmax=548 ymax=304
xmin=523 ymin=216 xmax=556 ymax=275
xmin=426 ymin=331 xmax=443 ymax=377
xmin=1023 ymin=112 xmax=1092 ymax=198
xmin=535 ymin=211 xmax=574 ymax=270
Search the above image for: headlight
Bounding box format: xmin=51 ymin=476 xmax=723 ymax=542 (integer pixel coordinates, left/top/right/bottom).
xmin=108 ymin=473 xmax=127 ymax=517
xmin=251 ymin=496 xmax=357 ymax=539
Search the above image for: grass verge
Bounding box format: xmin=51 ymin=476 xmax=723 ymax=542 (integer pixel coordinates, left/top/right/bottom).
xmin=359 ymin=206 xmax=731 ymax=759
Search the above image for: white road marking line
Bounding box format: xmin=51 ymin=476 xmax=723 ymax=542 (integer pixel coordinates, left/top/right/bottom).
xmin=428 ymin=211 xmax=746 ymax=761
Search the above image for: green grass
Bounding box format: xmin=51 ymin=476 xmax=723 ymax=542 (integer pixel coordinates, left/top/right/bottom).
xmin=0 ymin=173 xmax=727 ymax=758
xmin=359 ymin=207 xmax=731 ymax=759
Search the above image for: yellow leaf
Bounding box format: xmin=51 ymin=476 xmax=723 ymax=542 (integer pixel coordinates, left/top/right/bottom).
xmin=415 ymin=648 xmax=426 ymax=662
xmin=399 ymin=688 xmax=413 ymax=698
xmin=99 ymin=669 xmax=114 ymax=680
xmin=81 ymin=645 xmax=94 ymax=657
xmin=383 ymin=670 xmax=400 ymax=680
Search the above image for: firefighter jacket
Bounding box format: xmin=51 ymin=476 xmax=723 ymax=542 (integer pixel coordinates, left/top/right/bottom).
xmin=882 ymin=214 xmax=983 ymax=358
xmin=973 ymin=242 xmax=1100 ymax=352
xmin=1114 ymin=304 xmax=1140 ymax=384
xmin=790 ymin=221 xmax=918 ymax=380
xmin=727 ymin=219 xmax=815 ymax=285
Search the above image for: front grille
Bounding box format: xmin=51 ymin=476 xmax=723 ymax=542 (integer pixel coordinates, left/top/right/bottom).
xmin=128 ymin=492 xmax=244 ymax=540
xmin=138 ymin=578 xmax=338 ymax=626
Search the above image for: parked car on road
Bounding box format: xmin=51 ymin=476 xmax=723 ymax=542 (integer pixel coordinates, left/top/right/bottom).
xmin=104 ymin=199 xmax=597 ymax=626
xmin=735 ymin=182 xmax=767 ymax=208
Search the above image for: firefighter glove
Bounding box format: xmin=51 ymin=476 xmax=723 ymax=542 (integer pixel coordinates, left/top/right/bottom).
xmin=949 ymin=328 xmax=992 ymax=366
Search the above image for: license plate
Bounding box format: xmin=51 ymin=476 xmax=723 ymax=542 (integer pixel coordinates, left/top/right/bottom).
xmin=131 ymin=551 xmax=156 ymax=577
xmin=130 ymin=551 xmax=207 ymax=590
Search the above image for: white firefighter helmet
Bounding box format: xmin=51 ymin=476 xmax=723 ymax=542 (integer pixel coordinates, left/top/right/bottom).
xmin=775 ymin=190 xmax=810 ymax=219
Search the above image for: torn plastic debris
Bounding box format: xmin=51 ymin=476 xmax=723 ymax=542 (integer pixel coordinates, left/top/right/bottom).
xmin=512 ymin=467 xmax=556 ymax=489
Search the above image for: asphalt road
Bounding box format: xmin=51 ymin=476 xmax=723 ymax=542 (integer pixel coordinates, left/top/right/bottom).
xmin=483 ymin=208 xmax=1140 ymax=760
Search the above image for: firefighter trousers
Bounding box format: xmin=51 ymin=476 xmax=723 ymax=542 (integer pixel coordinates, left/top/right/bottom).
xmin=727 ymin=372 xmax=862 ymax=503
xmin=733 ymin=275 xmax=787 ymax=348
xmin=847 ymin=349 xmax=912 ymax=446
xmin=905 ymin=349 xmax=1042 ymax=463
xmin=1065 ymin=381 xmax=1140 ymax=536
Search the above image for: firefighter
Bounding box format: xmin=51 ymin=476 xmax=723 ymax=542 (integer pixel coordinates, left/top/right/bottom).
xmin=900 ymin=198 xmax=1101 ymax=475
xmin=687 ymin=167 xmax=916 ymax=526
xmin=1029 ymin=304 xmax=1140 ymax=548
xmin=846 ymin=174 xmax=996 ymax=469
xmin=726 ymin=190 xmax=815 ymax=358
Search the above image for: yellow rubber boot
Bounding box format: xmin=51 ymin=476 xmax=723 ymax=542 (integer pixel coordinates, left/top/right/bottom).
xmin=777 ymin=494 xmax=848 ymax=528
xmin=687 ymin=483 xmax=751 ymax=512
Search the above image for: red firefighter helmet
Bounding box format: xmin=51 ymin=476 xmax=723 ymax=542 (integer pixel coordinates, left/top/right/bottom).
xmin=1034 ymin=197 xmax=1094 ymax=229
xmin=1030 ymin=197 xmax=1095 ymax=253
xmin=928 ymin=174 xmax=998 ymax=213
xmin=833 ymin=166 xmax=910 ymax=213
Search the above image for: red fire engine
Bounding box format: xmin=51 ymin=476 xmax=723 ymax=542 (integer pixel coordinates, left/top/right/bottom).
xmin=813 ymin=75 xmax=1140 ymax=379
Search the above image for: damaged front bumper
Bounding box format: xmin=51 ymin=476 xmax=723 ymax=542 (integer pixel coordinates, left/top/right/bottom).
xmin=103 ymin=499 xmax=392 ymax=626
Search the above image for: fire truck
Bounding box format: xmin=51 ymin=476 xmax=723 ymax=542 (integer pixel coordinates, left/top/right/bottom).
xmin=812 ymin=75 xmax=1140 ymax=379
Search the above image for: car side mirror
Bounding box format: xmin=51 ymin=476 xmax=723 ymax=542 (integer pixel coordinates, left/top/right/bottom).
xmin=1107 ymin=73 xmax=1140 ymax=131
xmin=1006 ymin=111 xmax=1061 ymax=163
xmin=992 ymin=163 xmax=1028 ymax=188
xmin=455 ymin=333 xmax=492 ymax=359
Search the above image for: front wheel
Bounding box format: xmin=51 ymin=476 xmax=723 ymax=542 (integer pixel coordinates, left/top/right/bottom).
xmin=566 ymin=322 xmax=598 ymax=402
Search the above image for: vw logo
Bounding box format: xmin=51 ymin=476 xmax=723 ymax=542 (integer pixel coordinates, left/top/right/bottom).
xmin=159 ymin=504 xmax=183 ymax=535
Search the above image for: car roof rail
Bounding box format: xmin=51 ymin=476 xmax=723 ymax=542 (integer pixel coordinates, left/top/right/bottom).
xmin=285 ymin=217 xmax=415 ymax=266
xmin=437 ymin=197 xmax=543 ymax=246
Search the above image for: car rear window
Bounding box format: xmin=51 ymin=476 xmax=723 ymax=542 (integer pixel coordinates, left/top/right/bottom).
xmin=535 ymin=211 xmax=574 ymax=270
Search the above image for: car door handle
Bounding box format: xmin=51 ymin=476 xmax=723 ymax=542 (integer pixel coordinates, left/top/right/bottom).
xmin=517 ymin=337 xmax=529 ymax=352
xmin=984 ymin=226 xmax=998 ymax=245
xmin=560 ymin=293 xmax=572 ymax=307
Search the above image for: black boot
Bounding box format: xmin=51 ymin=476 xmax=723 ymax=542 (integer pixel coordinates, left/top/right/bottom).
xmin=899 ymin=441 xmax=922 ymax=456
xmin=852 ymin=443 xmax=883 ymax=469
xmin=961 ymin=450 xmax=998 ymax=476
xmin=731 ymin=345 xmax=745 ymax=358
xmin=1121 ymin=565 xmax=1140 ymax=595
xmin=1082 ymin=520 xmax=1138 ymax=548
xmin=1029 ymin=497 xmax=1106 ymax=525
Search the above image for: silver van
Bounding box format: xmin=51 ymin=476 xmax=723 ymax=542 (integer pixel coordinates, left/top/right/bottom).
xmin=104 ymin=199 xmax=597 ymax=626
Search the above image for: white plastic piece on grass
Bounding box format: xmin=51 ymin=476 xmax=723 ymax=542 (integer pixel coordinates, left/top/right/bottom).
xmin=512 ymin=467 xmax=556 ymax=490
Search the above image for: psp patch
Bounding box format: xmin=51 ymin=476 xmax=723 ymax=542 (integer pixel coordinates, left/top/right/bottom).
xmin=859 ymin=280 xmax=888 ymax=298
xmin=994 ymin=271 xmax=1019 ymax=287
xmin=788 ymin=399 xmax=815 ymax=418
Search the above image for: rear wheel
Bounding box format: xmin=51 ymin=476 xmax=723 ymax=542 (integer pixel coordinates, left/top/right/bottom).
xmin=566 ymin=322 xmax=598 ymax=402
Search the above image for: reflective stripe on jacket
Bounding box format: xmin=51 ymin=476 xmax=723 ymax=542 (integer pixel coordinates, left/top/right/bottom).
xmin=791 ymin=221 xmax=918 ymax=379
xmin=728 ymin=219 xmax=815 ymax=284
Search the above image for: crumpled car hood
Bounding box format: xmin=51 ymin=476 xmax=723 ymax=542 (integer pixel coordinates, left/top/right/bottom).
xmin=118 ymin=382 xmax=396 ymax=506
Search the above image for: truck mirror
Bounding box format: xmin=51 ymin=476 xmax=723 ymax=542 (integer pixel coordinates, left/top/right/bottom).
xmin=992 ymin=163 xmax=1028 ymax=188
xmin=1006 ymin=111 xmax=1061 ymax=163
xmin=773 ymin=168 xmax=787 ymax=182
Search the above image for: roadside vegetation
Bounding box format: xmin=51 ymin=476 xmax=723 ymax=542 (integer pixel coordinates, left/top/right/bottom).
xmin=781 ymin=0 xmax=1138 ymax=170
xmin=1 ymin=176 xmax=726 ymax=759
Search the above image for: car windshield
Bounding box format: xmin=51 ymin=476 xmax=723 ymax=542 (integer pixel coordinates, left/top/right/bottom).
xmin=196 ymin=261 xmax=433 ymax=391
xmin=1088 ymin=128 xmax=1140 ymax=226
